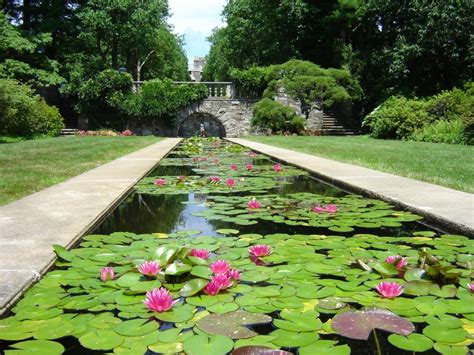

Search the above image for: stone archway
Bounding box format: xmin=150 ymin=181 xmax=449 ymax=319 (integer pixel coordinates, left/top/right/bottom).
xmin=177 ymin=112 xmax=227 ymax=138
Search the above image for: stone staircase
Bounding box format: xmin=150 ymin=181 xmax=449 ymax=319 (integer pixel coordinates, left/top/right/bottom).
xmin=322 ymin=104 xmax=360 ymax=136
xmin=60 ymin=128 xmax=77 ymax=137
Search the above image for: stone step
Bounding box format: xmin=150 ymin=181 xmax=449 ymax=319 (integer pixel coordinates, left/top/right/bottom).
xmin=60 ymin=129 xmax=77 ymax=136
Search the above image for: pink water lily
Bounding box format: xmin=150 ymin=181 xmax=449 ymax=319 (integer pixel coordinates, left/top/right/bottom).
xmin=209 ymin=176 xmax=222 ymax=183
xmin=177 ymin=175 xmax=186 ymax=182
xmin=211 ymin=273 xmax=232 ymax=289
xmin=204 ymin=280 xmax=221 ymax=296
xmin=154 ymin=179 xmax=166 ymax=187
xmin=227 ymin=269 xmax=241 ymax=280
xmin=273 ymin=164 xmax=283 ymax=172
xmin=230 ymin=164 xmax=238 ymax=171
xmin=100 ymin=267 xmax=115 ymax=282
xmin=193 ymin=157 xmax=199 ymax=162
xmin=245 ymin=164 xmax=254 ymax=171
xmin=312 ymin=206 xmax=325 ymax=213
xmin=468 ymin=283 xmax=474 ymax=292
xmin=210 ymin=259 xmax=230 ymax=274
xmin=190 ymin=249 xmax=210 ymax=259
xmin=201 ymin=157 xmax=208 ymax=162
xmin=247 ymin=199 xmax=262 ymax=209
xmin=325 ymin=204 xmax=338 ymax=213
xmin=248 ymin=152 xmax=257 ymax=157
xmin=376 ymin=282 xmax=404 ymax=298
xmin=249 ymin=244 xmax=272 ymax=258
xmin=144 ymin=287 xmax=177 ymax=312
xmin=138 ymin=261 xmax=160 ymax=277
xmin=385 ymin=255 xmax=408 ymax=270
xmin=226 ymin=178 xmax=236 ymax=187
xmin=213 ymin=159 xmax=220 ymax=165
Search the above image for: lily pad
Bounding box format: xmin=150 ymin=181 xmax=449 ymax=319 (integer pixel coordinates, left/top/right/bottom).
xmin=388 ymin=333 xmax=434 ymax=352
xmin=183 ymin=334 xmax=234 ymax=355
xmin=197 ymin=311 xmax=272 ymax=339
xmin=79 ymin=329 xmax=124 ymax=350
xmin=331 ymin=308 xmax=415 ymax=340
xmin=232 ymin=346 xmax=293 ymax=355
xmin=7 ymin=340 xmax=64 ymax=354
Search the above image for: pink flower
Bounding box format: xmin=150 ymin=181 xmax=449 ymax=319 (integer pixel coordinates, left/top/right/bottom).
xmin=138 ymin=261 xmax=160 ymax=277
xmin=177 ymin=176 xmax=186 ymax=182
xmin=190 ymin=249 xmax=210 ymax=259
xmin=209 ymin=176 xmax=222 ymax=183
xmin=385 ymin=255 xmax=408 ymax=270
xmin=468 ymin=283 xmax=474 ymax=292
xmin=121 ymin=129 xmax=133 ymax=136
xmin=248 ymin=152 xmax=257 ymax=157
xmin=210 ymin=260 xmax=230 ymax=274
xmin=213 ymin=159 xmax=220 ymax=165
xmin=312 ymin=206 xmax=325 ymax=213
xmin=227 ymin=269 xmax=241 ymax=280
xmin=154 ymin=179 xmax=166 ymax=187
xmin=245 ymin=164 xmax=254 ymax=171
xmin=100 ymin=267 xmax=115 ymax=282
xmin=325 ymin=204 xmax=338 ymax=213
xmin=201 ymin=157 xmax=208 ymax=162
xmin=375 ymin=282 xmax=404 ymax=298
xmin=273 ymin=164 xmax=283 ymax=172
xmin=247 ymin=199 xmax=262 ymax=209
xmin=230 ymin=164 xmax=238 ymax=171
xmin=204 ymin=281 xmax=221 ymax=296
xmin=193 ymin=157 xmax=199 ymax=162
xmin=143 ymin=287 xmax=177 ymax=312
xmin=249 ymin=244 xmax=272 ymax=258
xmin=211 ymin=274 xmax=232 ymax=289
xmin=226 ymin=178 xmax=236 ymax=187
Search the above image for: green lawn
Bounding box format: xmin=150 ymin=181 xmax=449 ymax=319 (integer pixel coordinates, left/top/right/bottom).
xmin=246 ymin=136 xmax=474 ymax=193
xmin=0 ymin=136 xmax=161 ymax=205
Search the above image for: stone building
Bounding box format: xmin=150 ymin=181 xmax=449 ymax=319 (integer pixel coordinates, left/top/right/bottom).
xmin=188 ymin=57 xmax=206 ymax=82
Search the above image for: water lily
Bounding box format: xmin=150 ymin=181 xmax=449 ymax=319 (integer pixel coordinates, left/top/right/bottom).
xmin=249 ymin=244 xmax=272 ymax=258
xmin=226 ymin=178 xmax=236 ymax=187
xmin=375 ymin=282 xmax=404 ymax=298
xmin=468 ymin=282 xmax=474 ymax=292
xmin=247 ymin=199 xmax=262 ymax=209
xmin=138 ymin=261 xmax=160 ymax=277
xmin=210 ymin=260 xmax=230 ymax=274
xmin=385 ymin=255 xmax=408 ymax=270
xmin=100 ymin=267 xmax=115 ymax=282
xmin=177 ymin=176 xmax=186 ymax=182
xmin=245 ymin=164 xmax=254 ymax=171
xmin=227 ymin=269 xmax=241 ymax=280
xmin=211 ymin=273 xmax=232 ymax=289
xmin=213 ymin=159 xmax=220 ymax=164
xmin=201 ymin=157 xmax=208 ymax=162
xmin=273 ymin=164 xmax=283 ymax=172
xmin=248 ymin=152 xmax=257 ymax=157
xmin=204 ymin=281 xmax=221 ymax=296
xmin=144 ymin=287 xmax=178 ymax=312
xmin=154 ymin=179 xmax=166 ymax=187
xmin=312 ymin=206 xmax=326 ymax=213
xmin=325 ymin=204 xmax=338 ymax=213
xmin=193 ymin=157 xmax=199 ymax=162
xmin=230 ymin=164 xmax=238 ymax=171
xmin=208 ymin=176 xmax=222 ymax=183
xmin=190 ymin=249 xmax=210 ymax=259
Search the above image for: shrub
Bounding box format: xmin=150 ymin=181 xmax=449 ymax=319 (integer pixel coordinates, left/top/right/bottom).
xmin=121 ymin=79 xmax=208 ymax=127
xmin=0 ymin=78 xmax=64 ymax=137
xmin=363 ymin=96 xmax=431 ymax=139
xmin=230 ymin=66 xmax=270 ymax=98
xmin=252 ymin=98 xmax=303 ymax=133
xmin=77 ymin=69 xmax=133 ymax=130
xmin=411 ymin=119 xmax=466 ymax=144
xmin=363 ymin=83 xmax=473 ymax=144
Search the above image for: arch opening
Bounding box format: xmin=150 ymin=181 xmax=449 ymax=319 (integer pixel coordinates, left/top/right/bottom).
xmin=178 ymin=113 xmax=226 ymax=138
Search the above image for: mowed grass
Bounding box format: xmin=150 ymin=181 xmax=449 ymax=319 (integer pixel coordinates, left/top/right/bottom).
xmin=0 ymin=136 xmax=161 ymax=205
xmin=246 ymin=135 xmax=474 ymax=193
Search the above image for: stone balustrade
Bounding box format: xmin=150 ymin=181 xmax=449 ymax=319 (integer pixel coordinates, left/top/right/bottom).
xmin=132 ymin=81 xmax=235 ymax=99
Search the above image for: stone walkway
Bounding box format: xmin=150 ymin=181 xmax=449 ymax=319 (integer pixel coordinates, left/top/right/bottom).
xmin=228 ymin=138 xmax=474 ymax=237
xmin=0 ymin=138 xmax=181 ymax=316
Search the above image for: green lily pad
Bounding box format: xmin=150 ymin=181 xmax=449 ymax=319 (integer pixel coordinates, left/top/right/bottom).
xmin=388 ymin=333 xmax=434 ymax=352
xmin=196 ymin=311 xmax=272 ymax=339
xmin=299 ymin=340 xmax=351 ymax=355
xmin=113 ymin=319 xmax=159 ymax=336
xmin=180 ymin=278 xmax=208 ymax=297
xmin=79 ymin=330 xmax=124 ymax=350
xmin=7 ymin=340 xmax=64 ymax=354
xmin=422 ymin=325 xmax=468 ymax=343
xmin=183 ymin=334 xmax=234 ymax=355
xmin=273 ymin=310 xmax=322 ymax=332
xmin=270 ymin=329 xmax=318 ymax=347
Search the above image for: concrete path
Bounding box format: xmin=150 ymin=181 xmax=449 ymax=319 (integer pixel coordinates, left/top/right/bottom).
xmin=0 ymin=138 xmax=181 ymax=316
xmin=228 ymin=138 xmax=474 ymax=237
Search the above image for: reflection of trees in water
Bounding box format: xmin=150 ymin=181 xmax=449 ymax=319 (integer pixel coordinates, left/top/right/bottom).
xmin=94 ymin=193 xmax=187 ymax=234
xmin=270 ymin=176 xmax=345 ymax=196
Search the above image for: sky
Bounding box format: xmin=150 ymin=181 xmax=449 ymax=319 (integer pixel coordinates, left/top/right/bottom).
xmin=168 ymin=0 xmax=227 ymax=68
